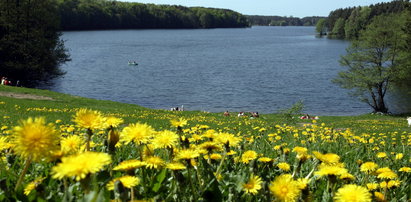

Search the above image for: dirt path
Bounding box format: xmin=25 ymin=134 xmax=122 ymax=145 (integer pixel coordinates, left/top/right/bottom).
xmin=0 ymin=91 xmax=54 ymax=100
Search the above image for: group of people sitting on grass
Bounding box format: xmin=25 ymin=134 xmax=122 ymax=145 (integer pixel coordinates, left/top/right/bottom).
xmin=299 ymin=114 xmax=319 ymax=120
xmin=1 ymin=77 xmax=20 ymax=86
xmin=170 ymin=105 xmax=184 ymax=111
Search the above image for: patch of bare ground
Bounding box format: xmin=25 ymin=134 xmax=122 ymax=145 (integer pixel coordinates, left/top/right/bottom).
xmin=0 ymin=91 xmax=54 ymax=100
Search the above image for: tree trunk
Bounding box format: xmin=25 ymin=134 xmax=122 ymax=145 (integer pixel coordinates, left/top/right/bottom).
xmin=375 ymin=84 xmax=388 ymax=113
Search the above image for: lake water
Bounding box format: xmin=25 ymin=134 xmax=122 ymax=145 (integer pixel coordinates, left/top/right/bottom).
xmin=38 ymin=26 xmax=411 ymax=115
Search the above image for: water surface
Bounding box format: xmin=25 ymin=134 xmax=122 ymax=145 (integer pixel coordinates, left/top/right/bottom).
xmin=39 ymin=26 xmax=410 ymax=115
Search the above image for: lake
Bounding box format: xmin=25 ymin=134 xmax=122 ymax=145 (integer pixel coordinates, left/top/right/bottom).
xmin=38 ymin=26 xmax=411 ymax=115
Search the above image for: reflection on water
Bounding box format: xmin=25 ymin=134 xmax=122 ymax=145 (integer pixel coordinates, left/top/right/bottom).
xmin=38 ymin=27 xmax=411 ymax=115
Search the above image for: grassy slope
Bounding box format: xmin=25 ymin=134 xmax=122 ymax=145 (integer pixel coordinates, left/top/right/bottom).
xmin=0 ymin=85 xmax=410 ymax=134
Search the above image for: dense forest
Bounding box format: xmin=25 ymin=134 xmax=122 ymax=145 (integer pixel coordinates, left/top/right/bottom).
xmin=246 ymin=15 xmax=324 ymax=26
xmin=57 ymin=0 xmax=249 ymax=30
xmin=316 ymin=0 xmax=410 ymax=39
xmin=0 ymin=0 xmax=70 ymax=86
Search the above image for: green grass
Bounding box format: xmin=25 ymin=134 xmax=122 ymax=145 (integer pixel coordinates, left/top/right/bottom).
xmin=1 ymin=85 xmax=410 ymax=134
xmin=1 ymin=85 xmax=410 ymax=201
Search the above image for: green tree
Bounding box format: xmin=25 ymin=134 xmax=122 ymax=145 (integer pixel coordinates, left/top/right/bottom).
xmin=396 ymin=6 xmax=411 ymax=86
xmin=315 ymin=18 xmax=327 ymax=36
xmin=344 ymin=6 xmax=371 ymax=40
xmin=333 ymin=14 xmax=405 ymax=113
xmin=0 ymin=0 xmax=69 ymax=86
xmin=330 ymin=18 xmax=345 ymax=38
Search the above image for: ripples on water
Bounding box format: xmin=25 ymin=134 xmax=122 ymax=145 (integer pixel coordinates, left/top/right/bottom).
xmin=39 ymin=26 xmax=411 ymax=115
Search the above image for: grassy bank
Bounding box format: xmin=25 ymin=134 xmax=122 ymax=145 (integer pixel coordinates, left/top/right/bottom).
xmin=1 ymin=85 xmax=410 ymax=133
xmin=0 ymin=85 xmax=410 ymax=201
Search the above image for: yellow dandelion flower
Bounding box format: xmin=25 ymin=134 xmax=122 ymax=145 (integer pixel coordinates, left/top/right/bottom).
xmin=277 ymin=162 xmax=291 ymax=172
xmin=52 ymin=152 xmax=111 ymax=181
xmin=202 ymin=129 xmax=218 ymax=139
xmin=258 ymin=157 xmax=272 ymax=163
xmin=283 ymin=148 xmax=291 ymax=154
xmin=334 ymin=184 xmax=371 ymax=202
xmin=379 ymin=181 xmax=387 ymax=189
xmin=292 ymin=146 xmax=308 ymax=154
xmin=313 ymin=151 xmax=340 ymax=164
xmin=175 ymin=148 xmax=200 ymax=160
xmin=209 ymin=153 xmax=222 ymax=160
xmin=242 ymin=175 xmax=262 ymax=195
xmin=120 ymin=123 xmax=155 ymax=145
xmin=376 ymin=152 xmax=387 ymax=158
xmin=24 ymin=177 xmax=45 ymax=195
xmin=188 ymin=134 xmax=203 ymax=143
xmin=12 ymin=117 xmax=60 ymax=162
xmin=269 ymin=174 xmax=301 ymax=202
xmin=166 ymin=162 xmax=187 ymax=170
xmin=104 ymin=116 xmax=123 ymax=128
xmin=61 ymin=135 xmax=84 ymax=154
xmin=190 ymin=159 xmax=197 ymax=167
xmin=241 ymin=150 xmax=258 ymax=164
xmin=399 ymin=167 xmax=411 ymax=173
xmin=0 ymin=136 xmax=13 ymax=151
xmin=170 ymin=118 xmax=188 ymax=128
xmin=215 ymin=132 xmax=242 ymax=147
xmin=339 ymin=173 xmax=355 ymax=181
xmin=315 ymin=164 xmax=348 ymax=178
xmin=296 ymin=178 xmax=309 ymax=190
xmin=106 ymin=175 xmax=140 ymax=190
xmin=366 ymin=183 xmax=379 ymax=191
xmin=374 ymin=192 xmax=385 ymax=202
xmin=151 ymin=130 xmax=179 ymax=149
xmin=395 ymin=153 xmax=403 ymax=160
xmin=72 ymin=108 xmax=105 ymax=130
xmin=387 ymin=180 xmax=401 ymax=188
xmin=198 ymin=141 xmax=223 ymax=152
xmin=375 ymin=167 xmax=391 ymax=174
xmin=113 ymin=159 xmax=146 ymax=171
xmin=144 ymin=156 xmax=164 ymax=169
xmin=360 ymin=162 xmax=378 ymax=173
xmin=377 ymin=171 xmax=397 ymax=180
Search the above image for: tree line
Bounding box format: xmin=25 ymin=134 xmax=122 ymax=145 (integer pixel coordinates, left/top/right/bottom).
xmin=57 ymin=0 xmax=249 ymax=30
xmin=316 ymin=0 xmax=410 ymax=39
xmin=328 ymin=1 xmax=411 ymax=113
xmin=246 ymin=15 xmax=324 ymax=26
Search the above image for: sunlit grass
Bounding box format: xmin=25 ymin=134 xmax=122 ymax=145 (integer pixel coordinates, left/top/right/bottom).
xmin=0 ymin=85 xmax=410 ymax=201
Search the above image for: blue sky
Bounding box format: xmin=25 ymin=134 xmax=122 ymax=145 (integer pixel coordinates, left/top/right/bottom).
xmin=122 ymin=0 xmax=393 ymax=17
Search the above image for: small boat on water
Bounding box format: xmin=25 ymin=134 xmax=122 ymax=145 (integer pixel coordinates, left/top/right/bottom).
xmin=128 ymin=61 xmax=138 ymax=66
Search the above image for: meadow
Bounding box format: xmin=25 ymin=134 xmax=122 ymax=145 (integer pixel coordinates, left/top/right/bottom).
xmin=0 ymin=85 xmax=410 ymax=201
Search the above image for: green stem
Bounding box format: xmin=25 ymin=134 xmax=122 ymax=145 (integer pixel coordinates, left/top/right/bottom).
xmin=86 ymin=128 xmax=93 ymax=151
xmin=187 ymin=167 xmax=197 ymax=198
xmin=215 ymin=152 xmax=227 ymax=178
xmin=15 ymin=157 xmax=32 ymax=192
xmin=130 ymin=187 xmax=134 ymax=202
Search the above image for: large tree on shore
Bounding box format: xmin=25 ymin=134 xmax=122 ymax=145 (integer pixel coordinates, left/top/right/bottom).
xmin=0 ymin=0 xmax=69 ymax=86
xmin=396 ymin=5 xmax=411 ymax=86
xmin=333 ymin=14 xmax=405 ymax=113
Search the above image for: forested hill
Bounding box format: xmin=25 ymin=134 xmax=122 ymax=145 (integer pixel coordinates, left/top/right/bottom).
xmin=316 ymin=0 xmax=410 ymax=39
xmin=57 ymin=0 xmax=249 ymax=30
xmin=246 ymin=15 xmax=325 ymax=26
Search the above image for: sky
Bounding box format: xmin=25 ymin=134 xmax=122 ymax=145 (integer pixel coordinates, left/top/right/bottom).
xmin=122 ymin=0 xmax=393 ymax=18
